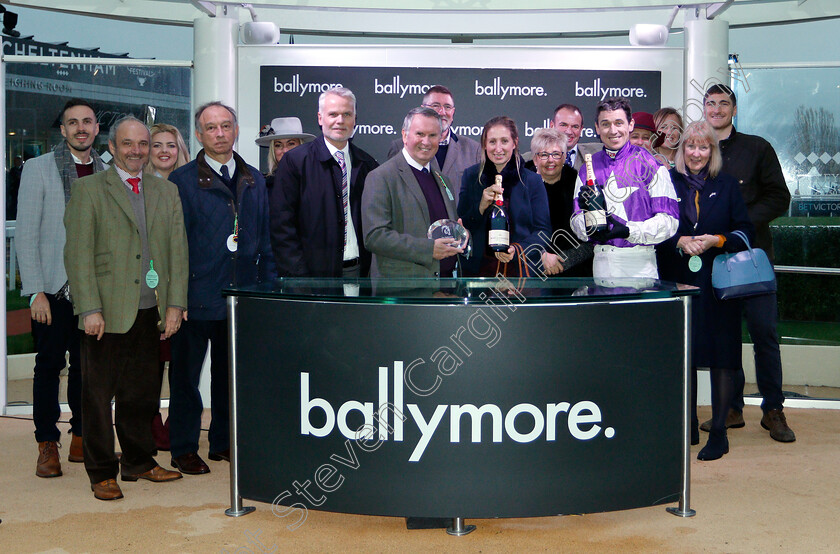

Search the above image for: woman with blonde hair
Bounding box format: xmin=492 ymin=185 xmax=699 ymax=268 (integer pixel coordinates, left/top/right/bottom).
xmin=146 ymin=123 xmax=190 ymax=179
xmin=656 ymin=120 xmax=754 ymax=461
xmin=145 ymin=122 xmax=190 ymax=452
xmin=652 ymin=107 xmax=684 ymax=167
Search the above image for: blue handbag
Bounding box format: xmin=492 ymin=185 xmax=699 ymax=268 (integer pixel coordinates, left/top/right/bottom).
xmin=711 ymin=230 xmax=777 ymax=300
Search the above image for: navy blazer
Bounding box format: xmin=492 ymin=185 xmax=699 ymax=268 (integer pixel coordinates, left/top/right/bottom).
xmin=169 ymin=150 xmax=275 ymax=320
xmin=457 ymin=162 xmax=552 ymax=276
xmin=657 ymin=169 xmax=755 ymax=368
xmin=270 ymin=135 xmax=378 ymax=277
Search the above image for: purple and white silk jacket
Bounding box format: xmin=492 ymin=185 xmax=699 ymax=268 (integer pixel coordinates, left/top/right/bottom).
xmin=571 ymin=142 xmax=678 ymax=248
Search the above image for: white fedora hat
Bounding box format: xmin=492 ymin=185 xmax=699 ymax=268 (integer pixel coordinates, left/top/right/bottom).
xmin=255 ymin=117 xmax=316 ymax=146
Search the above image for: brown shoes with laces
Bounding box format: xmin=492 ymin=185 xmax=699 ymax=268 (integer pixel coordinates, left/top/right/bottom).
xmin=699 ymin=408 xmax=745 ymax=432
xmin=121 ymin=464 xmax=183 ymax=483
xmin=68 ymin=433 xmax=84 ymax=463
xmin=761 ymin=409 xmax=796 ymax=442
xmin=91 ymin=479 xmax=124 ymax=501
xmin=36 ymin=441 xmax=62 ymax=478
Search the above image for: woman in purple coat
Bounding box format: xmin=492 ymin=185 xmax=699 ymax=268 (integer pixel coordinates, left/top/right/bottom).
xmin=656 ymin=121 xmax=755 ymax=461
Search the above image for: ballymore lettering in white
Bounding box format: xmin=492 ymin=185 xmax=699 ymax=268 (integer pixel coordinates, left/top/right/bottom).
xmin=300 ymin=362 xmax=615 ymax=463
xmin=373 ymin=77 xmax=432 ymax=98
xmin=474 ymin=78 xmax=547 ymax=100
xmin=575 ymin=78 xmax=647 ymax=101
xmin=274 ymin=74 xmax=344 ymax=97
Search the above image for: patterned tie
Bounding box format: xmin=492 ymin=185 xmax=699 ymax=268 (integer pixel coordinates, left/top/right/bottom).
xmin=127 ymin=177 xmax=140 ymax=194
xmin=336 ymin=151 xmax=349 ymax=247
xmin=565 ymin=150 xmax=574 ymax=168
xmin=220 ymin=165 xmax=231 ymax=182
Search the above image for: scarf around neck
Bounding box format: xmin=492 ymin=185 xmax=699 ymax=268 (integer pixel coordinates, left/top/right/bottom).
xmin=53 ymin=140 xmax=106 ymax=205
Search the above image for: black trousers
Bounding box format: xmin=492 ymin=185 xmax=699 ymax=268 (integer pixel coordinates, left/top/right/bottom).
xmin=81 ymin=308 xmax=159 ymax=484
xmin=169 ymin=318 xmax=230 ymax=458
xmin=732 ymin=292 xmax=785 ymax=413
xmin=31 ymin=294 xmax=82 ymax=442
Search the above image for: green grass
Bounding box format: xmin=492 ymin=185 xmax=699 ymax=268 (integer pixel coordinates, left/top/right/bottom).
xmin=7 ymin=333 xmax=34 ymax=355
xmin=6 ymin=288 xmax=30 ymax=311
xmin=773 ymin=216 xmax=840 ymax=226
xmin=743 ymin=320 xmax=840 ymax=346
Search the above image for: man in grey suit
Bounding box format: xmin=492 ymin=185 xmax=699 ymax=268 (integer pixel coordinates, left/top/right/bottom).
xmin=386 ymin=85 xmax=480 ymax=196
xmin=17 ymin=98 xmax=106 ymax=478
xmin=549 ymin=103 xmax=600 ymax=172
xmin=364 ymin=107 xmax=463 ymax=278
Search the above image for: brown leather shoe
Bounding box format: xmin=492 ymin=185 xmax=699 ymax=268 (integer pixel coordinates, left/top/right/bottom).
xmin=121 ymin=464 xmax=182 ymax=482
xmin=761 ymin=409 xmax=796 ymax=442
xmin=171 ymin=453 xmax=210 ymax=475
xmin=68 ymin=433 xmax=84 ymax=463
xmin=91 ymin=478 xmax=124 ymax=500
xmin=699 ymin=408 xmax=745 ymax=432
xmin=208 ymin=448 xmax=230 ymax=462
xmin=36 ymin=441 xmax=62 ymax=478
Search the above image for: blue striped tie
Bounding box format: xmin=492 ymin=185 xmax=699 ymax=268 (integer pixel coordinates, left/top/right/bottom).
xmin=336 ymin=151 xmax=348 ymax=247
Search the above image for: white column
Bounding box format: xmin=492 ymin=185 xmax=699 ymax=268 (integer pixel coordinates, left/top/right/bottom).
xmin=683 ymin=16 xmax=729 ymax=127
xmin=193 ymin=10 xmax=239 ymax=146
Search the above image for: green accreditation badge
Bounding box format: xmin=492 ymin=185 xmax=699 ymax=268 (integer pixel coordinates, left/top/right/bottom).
xmin=146 ymin=260 xmax=159 ymax=288
xmin=688 ymin=255 xmax=702 ymax=273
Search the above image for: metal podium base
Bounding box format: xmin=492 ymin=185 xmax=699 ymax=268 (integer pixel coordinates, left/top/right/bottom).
xmin=446 ymin=517 xmax=476 ymax=536
xmin=225 ymin=506 xmax=256 ymax=517
xmin=666 ymin=506 xmax=696 ymax=517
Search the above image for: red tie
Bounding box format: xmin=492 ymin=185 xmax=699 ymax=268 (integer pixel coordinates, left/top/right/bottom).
xmin=127 ymin=177 xmax=140 ymax=194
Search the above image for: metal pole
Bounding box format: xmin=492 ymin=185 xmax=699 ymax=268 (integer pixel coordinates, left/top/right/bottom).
xmin=225 ymin=295 xmax=255 ymax=517
xmin=667 ymin=295 xmax=696 ymax=517
xmin=446 ymin=517 xmax=476 ymax=536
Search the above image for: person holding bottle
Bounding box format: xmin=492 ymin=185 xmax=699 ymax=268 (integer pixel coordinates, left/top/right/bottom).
xmin=656 ymin=120 xmax=754 ymax=461
xmin=458 ymin=116 xmax=551 ymax=277
xmin=570 ymin=97 xmax=679 ymax=281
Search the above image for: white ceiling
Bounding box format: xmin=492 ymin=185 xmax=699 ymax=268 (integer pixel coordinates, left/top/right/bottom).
xmin=6 ymin=0 xmax=840 ymax=37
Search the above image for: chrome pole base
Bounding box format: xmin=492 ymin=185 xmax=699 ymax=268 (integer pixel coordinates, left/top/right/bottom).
xmin=446 ymin=517 xmax=476 ymax=536
xmin=225 ymin=505 xmax=256 ymax=517
xmin=666 ymin=506 xmax=696 ymax=518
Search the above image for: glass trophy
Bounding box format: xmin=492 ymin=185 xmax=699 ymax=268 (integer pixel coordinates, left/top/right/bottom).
xmin=428 ymin=219 xmax=472 ymax=258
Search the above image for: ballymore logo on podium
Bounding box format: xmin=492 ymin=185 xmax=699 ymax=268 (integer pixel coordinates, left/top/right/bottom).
xmin=300 ymin=362 xmax=615 ymax=462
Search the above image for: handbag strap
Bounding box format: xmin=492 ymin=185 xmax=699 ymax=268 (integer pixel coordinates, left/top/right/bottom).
xmin=728 ymin=230 xmax=759 ymax=269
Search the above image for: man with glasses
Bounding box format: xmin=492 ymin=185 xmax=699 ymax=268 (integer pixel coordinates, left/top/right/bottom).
xmin=702 ymin=83 xmax=795 ymax=443
xmin=387 ymin=84 xmax=480 ymax=196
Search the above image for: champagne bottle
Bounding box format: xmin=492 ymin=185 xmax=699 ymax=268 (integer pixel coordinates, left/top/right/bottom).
xmin=582 ymin=153 xmax=608 ymax=233
xmin=488 ymin=175 xmax=510 ymax=252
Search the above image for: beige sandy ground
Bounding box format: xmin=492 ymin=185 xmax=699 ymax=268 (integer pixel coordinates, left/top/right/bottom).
xmin=1 ymin=405 xmax=838 ymax=553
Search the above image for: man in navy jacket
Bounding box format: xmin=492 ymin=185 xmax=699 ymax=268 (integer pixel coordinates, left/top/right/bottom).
xmin=270 ymin=87 xmax=378 ymax=277
xmin=168 ymin=101 xmax=275 ymax=475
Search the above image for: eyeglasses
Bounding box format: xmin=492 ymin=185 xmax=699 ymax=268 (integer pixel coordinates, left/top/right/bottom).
xmin=536 ymin=151 xmax=565 ymax=161
xmin=423 ymin=103 xmax=455 ymax=112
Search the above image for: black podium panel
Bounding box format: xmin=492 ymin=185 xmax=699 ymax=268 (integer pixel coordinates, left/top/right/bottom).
xmin=234 ymin=296 xmax=684 ymax=518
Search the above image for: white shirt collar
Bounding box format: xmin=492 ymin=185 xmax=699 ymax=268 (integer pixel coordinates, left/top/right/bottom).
xmin=114 ymin=165 xmax=143 ymax=189
xmin=401 ymin=148 xmax=431 ymax=172
xmin=204 ymin=153 xmax=236 ymax=178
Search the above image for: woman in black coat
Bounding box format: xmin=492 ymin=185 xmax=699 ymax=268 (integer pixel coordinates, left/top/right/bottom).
xmin=656 ymin=120 xmax=755 ymax=461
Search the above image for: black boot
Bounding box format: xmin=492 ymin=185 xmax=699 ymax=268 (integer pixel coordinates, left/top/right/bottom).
xmin=697 ymin=368 xmax=735 ymax=460
xmin=698 ymin=429 xmax=729 ymax=460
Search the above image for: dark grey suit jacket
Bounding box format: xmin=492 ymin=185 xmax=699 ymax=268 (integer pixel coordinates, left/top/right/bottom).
xmin=362 ymin=153 xmax=458 ymax=278
xmin=386 ymin=132 xmax=481 ymax=199
xmin=572 ymin=142 xmax=603 ymax=172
